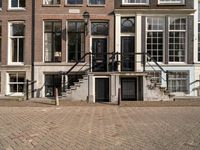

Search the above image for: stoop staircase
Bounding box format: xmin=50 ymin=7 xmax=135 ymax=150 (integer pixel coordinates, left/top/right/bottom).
xmin=145 ymin=74 xmax=173 ymax=101
xmin=61 ymin=74 xmax=89 ymax=101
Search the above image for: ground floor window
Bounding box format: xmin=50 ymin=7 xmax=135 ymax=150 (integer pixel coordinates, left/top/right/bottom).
xmin=168 ymin=71 xmax=189 ymax=93
xmin=9 ymin=72 xmax=25 ymax=93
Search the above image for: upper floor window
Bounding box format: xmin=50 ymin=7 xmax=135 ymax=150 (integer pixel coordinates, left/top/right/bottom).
xmin=68 ymin=21 xmax=85 ymax=62
xmin=43 ymin=0 xmax=61 ymax=5
xmin=146 ymin=17 xmax=165 ymax=62
xmin=44 ymin=21 xmax=62 ymax=63
xmin=9 ymin=0 xmax=25 ymax=9
xmin=91 ymin=22 xmax=108 ymax=35
xmin=159 ymin=0 xmax=185 ymax=4
xmin=66 ymin=0 xmax=83 ymax=5
xmin=169 ymin=17 xmax=186 ymax=62
xmin=89 ymin=0 xmax=105 ymax=5
xmin=122 ymin=0 xmax=149 ymax=5
xmin=9 ymin=22 xmax=25 ymax=63
xmin=121 ymin=17 xmax=135 ymax=33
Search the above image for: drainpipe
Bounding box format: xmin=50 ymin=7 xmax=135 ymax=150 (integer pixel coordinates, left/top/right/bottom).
xmin=31 ymin=0 xmax=35 ymax=98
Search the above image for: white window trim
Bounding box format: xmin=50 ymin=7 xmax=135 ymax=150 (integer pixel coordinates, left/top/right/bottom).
xmin=7 ymin=72 xmax=25 ymax=96
xmin=8 ymin=0 xmax=25 ymax=10
xmin=158 ymin=0 xmax=185 ymax=5
xmin=122 ymin=0 xmax=149 ymax=5
xmin=8 ymin=21 xmax=25 ymax=65
xmin=168 ymin=17 xmax=187 ymax=63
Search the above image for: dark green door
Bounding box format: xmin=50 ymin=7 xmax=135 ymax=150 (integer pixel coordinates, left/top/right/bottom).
xmin=45 ymin=74 xmax=61 ymax=97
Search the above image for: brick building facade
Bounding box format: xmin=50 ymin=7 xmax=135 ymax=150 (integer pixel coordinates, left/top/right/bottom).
xmin=0 ymin=0 xmax=199 ymax=102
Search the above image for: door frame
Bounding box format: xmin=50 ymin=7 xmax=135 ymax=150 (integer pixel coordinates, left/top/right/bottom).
xmin=94 ymin=76 xmax=110 ymax=103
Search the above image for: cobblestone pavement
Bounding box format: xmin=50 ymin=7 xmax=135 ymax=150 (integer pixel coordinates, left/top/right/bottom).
xmin=0 ymin=106 xmax=200 ymax=150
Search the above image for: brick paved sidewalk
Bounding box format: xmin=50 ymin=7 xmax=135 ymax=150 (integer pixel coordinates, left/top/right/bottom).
xmin=0 ymin=107 xmax=200 ymax=150
xmin=1 ymin=98 xmax=200 ymax=107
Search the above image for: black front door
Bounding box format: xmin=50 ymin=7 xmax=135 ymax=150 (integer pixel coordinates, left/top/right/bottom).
xmin=92 ymin=39 xmax=107 ymax=71
xmin=121 ymin=78 xmax=137 ymax=101
xmin=95 ymin=78 xmax=109 ymax=102
xmin=121 ymin=37 xmax=135 ymax=71
xmin=45 ymin=74 xmax=61 ymax=97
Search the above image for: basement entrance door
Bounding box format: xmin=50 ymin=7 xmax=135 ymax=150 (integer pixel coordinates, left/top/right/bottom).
xmin=121 ymin=78 xmax=137 ymax=101
xmin=95 ymin=78 xmax=109 ymax=102
xmin=45 ymin=74 xmax=61 ymax=97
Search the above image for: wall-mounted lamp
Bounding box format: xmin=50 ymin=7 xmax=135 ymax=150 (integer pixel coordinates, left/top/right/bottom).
xmin=83 ymin=11 xmax=90 ymax=36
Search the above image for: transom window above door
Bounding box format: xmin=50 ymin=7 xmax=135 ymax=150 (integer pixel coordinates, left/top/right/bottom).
xmin=121 ymin=17 xmax=135 ymax=33
xmin=158 ymin=0 xmax=185 ymax=4
xmin=9 ymin=0 xmax=25 ymax=9
xmin=122 ymin=0 xmax=149 ymax=5
xmin=88 ymin=0 xmax=105 ymax=5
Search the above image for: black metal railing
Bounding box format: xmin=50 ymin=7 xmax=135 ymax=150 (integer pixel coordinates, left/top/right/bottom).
xmin=60 ymin=52 xmax=171 ymax=93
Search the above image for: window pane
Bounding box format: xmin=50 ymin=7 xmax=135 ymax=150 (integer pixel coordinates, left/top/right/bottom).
xmin=0 ymin=0 xmax=2 ymax=8
xmin=11 ymin=0 xmax=18 ymax=7
xmin=11 ymin=38 xmax=18 ymax=62
xmin=122 ymin=0 xmax=149 ymax=4
xmin=19 ymin=38 xmax=24 ymax=62
xmin=89 ymin=0 xmax=105 ymax=5
xmin=19 ymin=0 xmax=25 ymax=7
xmin=44 ymin=0 xmax=60 ymax=5
xmin=67 ymin=0 xmax=83 ymax=4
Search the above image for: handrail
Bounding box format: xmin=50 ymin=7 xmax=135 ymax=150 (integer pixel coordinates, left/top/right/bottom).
xmin=190 ymin=80 xmax=200 ymax=85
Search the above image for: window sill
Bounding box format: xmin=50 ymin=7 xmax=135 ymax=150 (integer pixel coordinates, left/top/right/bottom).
xmin=42 ymin=4 xmax=61 ymax=7
xmin=6 ymin=93 xmax=24 ymax=97
xmin=64 ymin=4 xmax=84 ymax=7
xmin=87 ymin=4 xmax=106 ymax=7
xmin=7 ymin=8 xmax=26 ymax=11
xmin=8 ymin=63 xmax=24 ymax=66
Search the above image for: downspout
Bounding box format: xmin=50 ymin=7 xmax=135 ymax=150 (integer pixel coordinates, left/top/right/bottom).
xmin=31 ymin=0 xmax=35 ymax=98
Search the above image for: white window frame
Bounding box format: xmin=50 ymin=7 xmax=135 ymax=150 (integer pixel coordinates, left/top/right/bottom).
xmin=122 ymin=0 xmax=149 ymax=5
xmin=158 ymin=0 xmax=185 ymax=5
xmin=168 ymin=17 xmax=187 ymax=63
xmin=8 ymin=0 xmax=25 ymax=10
xmin=8 ymin=21 xmax=25 ymax=65
xmin=146 ymin=17 xmax=165 ymax=63
xmin=7 ymin=72 xmax=25 ymax=96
